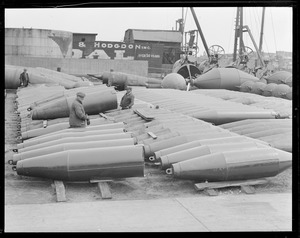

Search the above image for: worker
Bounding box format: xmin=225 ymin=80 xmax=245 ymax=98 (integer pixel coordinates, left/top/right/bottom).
xmin=19 ymin=68 xmax=29 ymax=87
xmin=120 ymin=87 xmax=134 ymax=110
xmin=69 ymin=92 xmax=90 ymax=128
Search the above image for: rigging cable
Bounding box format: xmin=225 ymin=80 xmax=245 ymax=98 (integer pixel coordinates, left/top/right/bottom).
xmin=270 ymin=8 xmax=278 ymax=53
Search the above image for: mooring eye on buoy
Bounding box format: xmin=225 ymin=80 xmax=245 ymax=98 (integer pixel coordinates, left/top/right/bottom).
xmin=148 ymin=156 xmax=155 ymax=162
xmin=166 ymin=168 xmax=173 ymax=175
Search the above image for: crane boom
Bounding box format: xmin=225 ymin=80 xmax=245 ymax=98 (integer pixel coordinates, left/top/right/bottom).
xmin=190 ymin=7 xmax=210 ymax=57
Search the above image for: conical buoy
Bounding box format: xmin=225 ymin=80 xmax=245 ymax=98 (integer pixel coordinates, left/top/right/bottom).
xmin=193 ymin=68 xmax=259 ymax=90
xmin=170 ymin=148 xmax=292 ymax=182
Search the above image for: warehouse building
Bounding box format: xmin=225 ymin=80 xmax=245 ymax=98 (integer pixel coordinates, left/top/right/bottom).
xmin=124 ymin=29 xmax=182 ymax=73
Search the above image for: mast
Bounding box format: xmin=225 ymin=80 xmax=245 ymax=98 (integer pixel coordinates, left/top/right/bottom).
xmin=190 ymin=7 xmax=210 ymax=57
xmin=233 ymin=7 xmax=240 ymax=62
xmin=259 ymin=7 xmax=266 ymax=54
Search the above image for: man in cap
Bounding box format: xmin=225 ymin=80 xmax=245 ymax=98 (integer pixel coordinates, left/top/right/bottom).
xmin=69 ymin=92 xmax=90 ymax=128
xmin=120 ymin=86 xmax=134 ymax=110
xmin=19 ymin=68 xmax=29 ymax=87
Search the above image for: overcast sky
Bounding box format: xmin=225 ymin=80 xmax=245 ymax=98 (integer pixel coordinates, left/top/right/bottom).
xmin=5 ymin=7 xmax=293 ymax=54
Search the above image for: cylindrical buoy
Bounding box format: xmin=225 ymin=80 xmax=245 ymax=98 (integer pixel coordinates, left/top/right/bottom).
xmin=17 ymin=128 xmax=127 ymax=149
xmin=14 ymin=145 xmax=145 ymax=181
xmin=159 ymin=141 xmax=265 ymax=169
xmin=222 ymin=119 xmax=292 ymax=132
xmin=243 ymin=128 xmax=293 ymax=139
xmin=153 ymin=135 xmax=268 ymax=161
xmin=27 ymin=85 xmax=107 ymax=111
xmin=17 ymin=132 xmax=133 ymax=153
xmin=101 ymin=71 xmax=163 ymax=87
xmin=143 ymin=131 xmax=235 ymax=158
xmin=267 ymin=136 xmax=292 ymax=153
xmin=170 ymin=148 xmax=292 ymax=182
xmin=31 ymin=89 xmax=118 ymax=120
xmin=231 ymin=124 xmax=292 ymax=135
xmin=10 ymin=138 xmax=136 ymax=165
xmin=26 ymin=122 xmax=125 ymax=139
xmin=189 ymin=110 xmax=277 ymax=125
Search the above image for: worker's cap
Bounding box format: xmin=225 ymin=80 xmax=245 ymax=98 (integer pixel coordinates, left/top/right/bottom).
xmin=76 ymin=92 xmax=86 ymax=98
xmin=24 ymin=68 xmax=27 ymax=71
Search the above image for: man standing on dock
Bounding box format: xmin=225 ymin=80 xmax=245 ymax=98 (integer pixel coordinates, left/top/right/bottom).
xmin=19 ymin=68 xmax=29 ymax=87
xmin=69 ymin=92 xmax=90 ymax=128
xmin=120 ymin=87 xmax=135 ymax=110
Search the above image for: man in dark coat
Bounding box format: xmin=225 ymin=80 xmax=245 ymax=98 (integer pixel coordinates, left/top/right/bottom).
xmin=19 ymin=68 xmax=29 ymax=87
xmin=120 ymin=87 xmax=134 ymax=110
xmin=69 ymin=92 xmax=90 ymax=128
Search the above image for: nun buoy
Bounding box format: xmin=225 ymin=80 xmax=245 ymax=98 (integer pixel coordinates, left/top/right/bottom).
xmin=250 ymin=82 xmax=267 ymax=95
xmin=262 ymin=83 xmax=278 ymax=97
xmin=193 ymin=68 xmax=259 ymax=90
xmin=267 ymin=71 xmax=292 ymax=86
xmin=240 ymin=81 xmax=255 ymax=93
xmin=272 ymin=84 xmax=291 ymax=99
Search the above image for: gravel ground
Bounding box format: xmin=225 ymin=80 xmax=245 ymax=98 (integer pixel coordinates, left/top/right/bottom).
xmin=4 ymin=89 xmax=292 ymax=205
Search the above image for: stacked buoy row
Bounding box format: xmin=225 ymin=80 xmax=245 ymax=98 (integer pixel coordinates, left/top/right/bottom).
xmin=219 ymin=119 xmax=292 ymax=153
xmin=10 ymin=84 xmax=292 ymax=183
xmin=238 ymin=71 xmax=292 ymax=100
xmin=130 ymin=87 xmax=280 ymax=125
xmin=194 ymin=89 xmax=292 ymax=118
xmin=240 ymin=80 xmax=292 ymax=100
xmin=5 ymin=64 xmax=93 ymax=89
xmin=92 ymin=71 xmax=163 ymax=89
xmin=15 ymin=84 xmax=118 ymax=122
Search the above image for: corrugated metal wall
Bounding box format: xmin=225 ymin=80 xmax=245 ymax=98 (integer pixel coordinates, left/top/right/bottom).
xmin=5 ymin=56 xmax=148 ymax=76
xmin=5 ymin=28 xmax=73 ymax=58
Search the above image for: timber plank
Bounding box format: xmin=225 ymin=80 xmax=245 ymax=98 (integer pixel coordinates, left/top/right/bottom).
xmin=53 ymin=180 xmax=67 ymax=202
xmin=241 ymin=185 xmax=256 ymax=194
xmin=97 ymin=182 xmax=112 ymax=199
xmin=134 ymin=109 xmax=155 ymax=121
xmin=194 ymin=179 xmax=269 ymax=191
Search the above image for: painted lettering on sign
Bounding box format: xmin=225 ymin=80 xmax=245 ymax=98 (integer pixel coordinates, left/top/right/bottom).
xmin=93 ymin=41 xmax=135 ymax=50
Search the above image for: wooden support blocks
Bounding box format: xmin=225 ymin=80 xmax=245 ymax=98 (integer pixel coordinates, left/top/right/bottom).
xmin=97 ymin=182 xmax=112 ymax=199
xmin=204 ymin=188 xmax=219 ymax=196
xmin=241 ymin=185 xmax=256 ymax=194
xmin=194 ymin=179 xmax=269 ymax=196
xmin=53 ymin=180 xmax=67 ymax=202
xmin=134 ymin=109 xmax=155 ymax=121
xmin=90 ymin=179 xmax=113 ymax=199
xmin=147 ymin=131 xmax=157 ymax=139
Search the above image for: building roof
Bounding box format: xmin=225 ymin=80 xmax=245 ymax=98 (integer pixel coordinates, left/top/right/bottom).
xmin=73 ymin=32 xmax=98 ymax=36
xmin=127 ymin=29 xmax=182 ymax=43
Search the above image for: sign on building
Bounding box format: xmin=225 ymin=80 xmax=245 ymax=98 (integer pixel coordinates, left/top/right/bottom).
xmin=72 ymin=40 xmax=163 ymax=69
